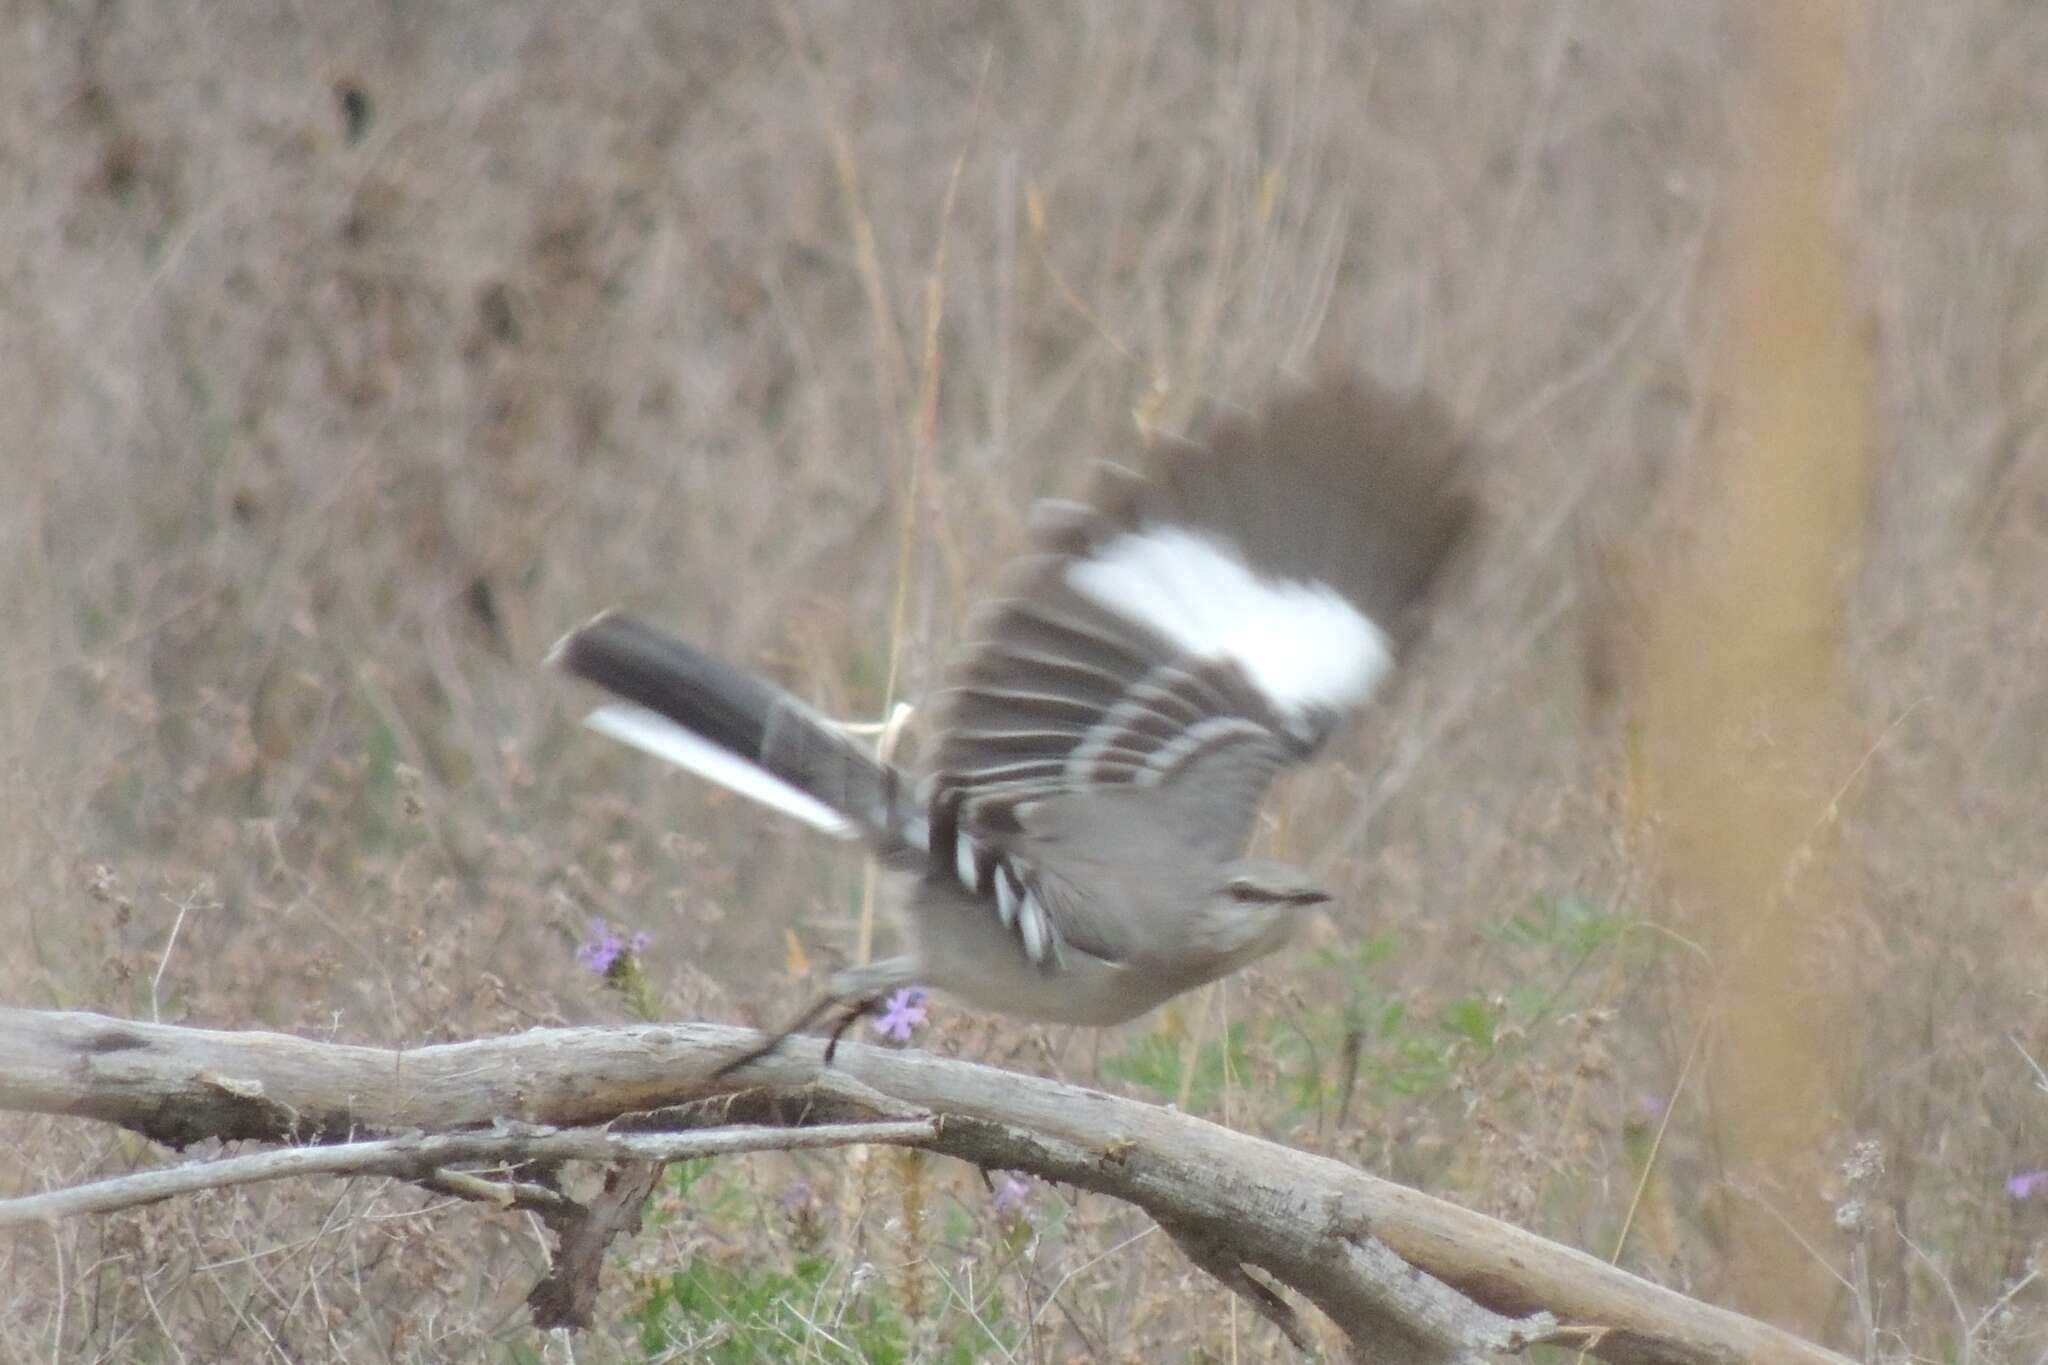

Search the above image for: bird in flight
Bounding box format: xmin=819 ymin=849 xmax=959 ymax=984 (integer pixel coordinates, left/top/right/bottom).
xmin=552 ymin=374 xmax=1476 ymax=1072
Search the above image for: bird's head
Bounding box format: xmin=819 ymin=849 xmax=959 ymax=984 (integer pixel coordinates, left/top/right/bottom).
xmin=1187 ymin=857 xmax=1331 ymax=962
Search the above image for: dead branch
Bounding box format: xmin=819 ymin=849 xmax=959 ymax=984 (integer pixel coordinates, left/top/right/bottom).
xmin=0 ymin=1117 xmax=937 ymax=1225
xmin=0 ymin=1008 xmax=1852 ymax=1364
xmin=527 ymin=1156 xmax=665 ymax=1330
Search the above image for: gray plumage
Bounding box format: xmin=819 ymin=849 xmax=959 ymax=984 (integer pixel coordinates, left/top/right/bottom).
xmin=551 ymin=373 xmax=1475 ymax=1061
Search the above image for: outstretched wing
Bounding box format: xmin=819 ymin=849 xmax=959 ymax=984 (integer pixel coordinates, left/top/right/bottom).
xmin=923 ymin=374 xmax=1476 ymax=964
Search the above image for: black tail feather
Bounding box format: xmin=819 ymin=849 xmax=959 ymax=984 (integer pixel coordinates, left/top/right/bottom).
xmin=553 ymin=611 xmax=785 ymax=760
xmin=551 ymin=611 xmax=914 ymax=847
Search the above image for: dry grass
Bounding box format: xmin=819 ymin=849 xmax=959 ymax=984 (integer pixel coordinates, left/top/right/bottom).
xmin=2 ymin=1 xmax=2045 ymax=1360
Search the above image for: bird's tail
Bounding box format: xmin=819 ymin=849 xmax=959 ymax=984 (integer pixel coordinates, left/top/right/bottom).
xmin=550 ymin=611 xmax=921 ymax=851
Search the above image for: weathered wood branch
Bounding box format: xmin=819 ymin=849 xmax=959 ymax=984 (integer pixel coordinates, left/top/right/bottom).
xmin=0 ymin=1117 xmax=939 ymax=1225
xmin=1 ymin=1008 xmax=1851 ymax=1365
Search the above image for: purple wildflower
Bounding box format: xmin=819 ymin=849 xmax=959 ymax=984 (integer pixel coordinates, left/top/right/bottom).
xmin=992 ymin=1174 xmax=1034 ymax=1218
xmin=2006 ymin=1170 xmax=2048 ymax=1201
xmin=781 ymin=1178 xmax=817 ymax=1220
xmin=780 ymin=1177 xmax=823 ymax=1247
xmin=871 ymin=986 xmax=929 ymax=1042
xmin=575 ymin=918 xmax=650 ymax=975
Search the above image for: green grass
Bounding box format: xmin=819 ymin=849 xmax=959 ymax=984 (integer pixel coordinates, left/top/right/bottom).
xmin=616 ymin=1160 xmax=1023 ymax=1364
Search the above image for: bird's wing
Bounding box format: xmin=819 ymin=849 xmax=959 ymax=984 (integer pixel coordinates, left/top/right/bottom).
xmin=921 ymin=374 xmax=1477 ymax=967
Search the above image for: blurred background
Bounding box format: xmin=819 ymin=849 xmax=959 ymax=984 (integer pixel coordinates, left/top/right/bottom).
xmin=3 ymin=1 xmax=2044 ymax=1359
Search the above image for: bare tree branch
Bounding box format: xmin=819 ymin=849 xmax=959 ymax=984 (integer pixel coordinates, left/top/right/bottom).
xmin=0 ymin=1008 xmax=1854 ymax=1365
xmin=1160 ymin=1216 xmax=1320 ymax=1355
xmin=0 ymin=1118 xmax=938 ymax=1226
xmin=528 ymin=1157 xmax=665 ymax=1330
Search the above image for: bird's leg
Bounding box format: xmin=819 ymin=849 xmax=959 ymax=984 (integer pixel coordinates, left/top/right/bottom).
xmin=713 ymin=958 xmax=915 ymax=1078
xmin=710 ymin=992 xmax=841 ymax=1080
xmin=821 ymin=995 xmax=884 ymax=1065
xmin=711 ymin=991 xmax=890 ymax=1078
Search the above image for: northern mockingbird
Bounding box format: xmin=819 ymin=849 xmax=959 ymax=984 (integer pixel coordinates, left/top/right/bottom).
xmin=552 ymin=375 xmax=1475 ymax=1070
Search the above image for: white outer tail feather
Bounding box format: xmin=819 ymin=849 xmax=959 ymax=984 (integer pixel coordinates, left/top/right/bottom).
xmin=582 ymin=703 xmax=859 ymax=838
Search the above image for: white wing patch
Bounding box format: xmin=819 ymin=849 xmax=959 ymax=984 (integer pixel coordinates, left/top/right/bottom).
xmin=1065 ymin=526 xmax=1394 ymax=720
xmin=583 ymin=703 xmax=858 ymax=839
